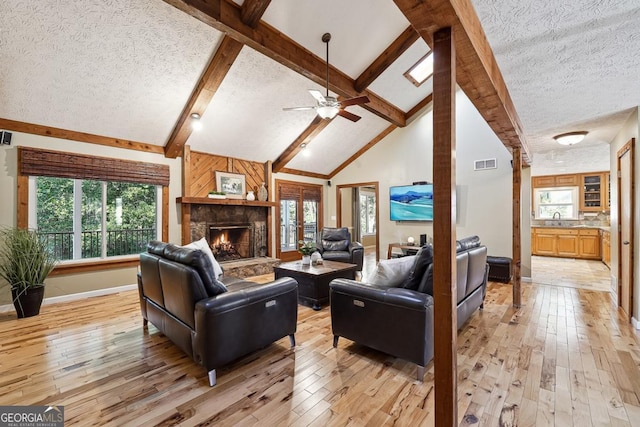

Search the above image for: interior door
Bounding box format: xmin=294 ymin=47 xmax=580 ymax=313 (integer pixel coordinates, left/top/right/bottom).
xmin=276 ymin=180 xmax=322 ymax=262
xmin=336 ymin=182 xmax=379 ymax=271
xmin=618 ymin=139 xmax=634 ymax=319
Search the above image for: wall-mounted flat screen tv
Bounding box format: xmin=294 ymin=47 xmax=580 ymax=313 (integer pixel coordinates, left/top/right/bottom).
xmin=390 ymin=184 xmax=434 ymax=221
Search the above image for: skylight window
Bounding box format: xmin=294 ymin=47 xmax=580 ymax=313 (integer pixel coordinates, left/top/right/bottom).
xmin=404 ymin=52 xmax=433 ymax=87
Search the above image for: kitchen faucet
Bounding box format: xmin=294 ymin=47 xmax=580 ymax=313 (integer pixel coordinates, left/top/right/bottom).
xmin=552 ymin=212 xmax=561 ymax=222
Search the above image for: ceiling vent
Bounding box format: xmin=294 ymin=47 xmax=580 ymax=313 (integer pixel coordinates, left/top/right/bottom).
xmin=474 ymin=158 xmax=497 ymax=171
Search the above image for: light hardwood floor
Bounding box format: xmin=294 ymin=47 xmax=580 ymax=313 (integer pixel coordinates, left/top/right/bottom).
xmin=1 ymin=277 xmax=639 ymax=425
xmin=531 ymin=255 xmax=612 ymax=292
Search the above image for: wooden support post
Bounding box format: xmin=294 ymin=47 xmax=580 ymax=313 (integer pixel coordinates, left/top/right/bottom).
xmin=432 ymin=26 xmax=457 ymax=427
xmin=182 ymin=145 xmax=192 ymax=197
xmin=512 ymin=147 xmax=522 ymax=307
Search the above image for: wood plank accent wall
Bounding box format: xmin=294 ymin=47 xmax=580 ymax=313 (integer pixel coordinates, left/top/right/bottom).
xmin=187 ymin=150 xmax=268 ymax=198
xmin=18 ymin=147 xmax=169 ymax=186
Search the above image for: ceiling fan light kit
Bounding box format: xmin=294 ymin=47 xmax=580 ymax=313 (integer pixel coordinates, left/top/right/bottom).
xmin=283 ymin=32 xmax=370 ymax=122
xmin=553 ymin=131 xmax=588 ymax=146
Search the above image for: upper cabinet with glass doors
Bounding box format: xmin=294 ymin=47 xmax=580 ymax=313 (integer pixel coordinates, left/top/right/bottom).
xmin=580 ymin=172 xmax=610 ymax=212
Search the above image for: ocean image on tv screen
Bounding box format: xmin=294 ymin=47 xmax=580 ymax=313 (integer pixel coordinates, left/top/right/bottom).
xmin=390 ymin=184 xmax=434 ymax=221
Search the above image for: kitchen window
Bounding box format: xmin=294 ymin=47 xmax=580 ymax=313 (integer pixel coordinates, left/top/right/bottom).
xmin=534 ymin=187 xmax=579 ymax=219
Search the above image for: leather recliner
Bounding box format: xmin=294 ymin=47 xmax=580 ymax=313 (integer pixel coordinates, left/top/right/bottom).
xmin=315 ymin=227 xmax=364 ymax=271
xmin=138 ymin=241 xmax=298 ymax=386
xmin=329 ymin=236 xmax=488 ymax=380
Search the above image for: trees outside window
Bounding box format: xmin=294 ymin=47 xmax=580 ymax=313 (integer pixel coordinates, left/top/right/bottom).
xmin=359 ymin=191 xmax=376 ymax=235
xmin=35 ymin=177 xmax=159 ymax=260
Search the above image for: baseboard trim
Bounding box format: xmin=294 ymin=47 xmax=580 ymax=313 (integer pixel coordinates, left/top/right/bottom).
xmin=522 ymin=276 xmax=532 ymax=283
xmin=632 ymin=317 xmax=640 ymax=330
xmin=0 ymin=284 xmax=137 ymax=313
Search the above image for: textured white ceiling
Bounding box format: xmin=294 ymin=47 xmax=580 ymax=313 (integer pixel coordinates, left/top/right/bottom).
xmin=368 ymin=39 xmax=433 ymax=113
xmin=0 ymin=0 xmax=221 ymax=145
xmin=286 ymin=105 xmax=391 ymax=175
xmin=532 ymin=144 xmax=611 ymax=176
xmin=3 ymin=0 xmax=636 ymax=177
xmin=186 ymin=46 xmax=319 ymax=162
xmin=260 ymin=0 xmax=410 ymax=79
xmin=470 ymin=0 xmax=640 ymax=169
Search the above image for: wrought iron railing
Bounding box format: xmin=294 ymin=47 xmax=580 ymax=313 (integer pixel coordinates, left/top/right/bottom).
xmin=279 ymin=223 xmax=317 ymax=251
xmin=40 ymin=228 xmax=156 ymax=260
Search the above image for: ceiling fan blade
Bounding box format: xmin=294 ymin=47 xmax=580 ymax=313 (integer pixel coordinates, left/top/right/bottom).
xmin=337 ymin=109 xmax=361 ymax=122
xmin=283 ymin=106 xmax=316 ymax=111
xmin=309 ymin=89 xmax=326 ymax=103
xmin=339 ymin=95 xmax=370 ymax=107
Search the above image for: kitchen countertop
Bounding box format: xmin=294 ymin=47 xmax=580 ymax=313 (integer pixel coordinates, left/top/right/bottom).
xmin=532 ymin=225 xmax=610 ymax=231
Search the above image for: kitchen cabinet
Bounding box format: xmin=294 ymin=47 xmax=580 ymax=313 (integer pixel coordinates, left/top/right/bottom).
xmin=533 ymin=171 xmax=610 ymax=213
xmin=580 ymin=173 xmax=609 ymax=211
xmin=532 ymin=174 xmax=579 ymax=188
xmin=577 ymin=229 xmax=601 ymax=259
xmin=532 ymin=227 xmax=601 ymax=259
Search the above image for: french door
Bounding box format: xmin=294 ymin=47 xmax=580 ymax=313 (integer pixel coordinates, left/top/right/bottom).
xmin=276 ymin=180 xmax=323 ymax=262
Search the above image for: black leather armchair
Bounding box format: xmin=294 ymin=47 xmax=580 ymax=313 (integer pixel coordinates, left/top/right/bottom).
xmin=315 ymin=227 xmax=364 ymax=271
xmin=138 ymin=241 xmax=298 ymax=386
xmin=329 ymin=237 xmax=488 ymax=380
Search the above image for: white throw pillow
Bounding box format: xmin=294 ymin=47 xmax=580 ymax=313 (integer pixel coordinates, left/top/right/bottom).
xmin=183 ymin=237 xmax=223 ymax=279
xmin=366 ymin=255 xmax=416 ymax=287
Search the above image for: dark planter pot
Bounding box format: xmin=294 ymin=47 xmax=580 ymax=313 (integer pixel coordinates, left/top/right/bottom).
xmin=11 ymin=285 xmax=45 ymax=318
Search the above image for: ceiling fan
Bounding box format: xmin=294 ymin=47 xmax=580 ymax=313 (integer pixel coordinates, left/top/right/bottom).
xmin=283 ymin=33 xmax=370 ymax=122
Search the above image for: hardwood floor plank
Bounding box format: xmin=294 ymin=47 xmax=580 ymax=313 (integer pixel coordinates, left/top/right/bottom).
xmin=1 ymin=275 xmax=639 ymax=426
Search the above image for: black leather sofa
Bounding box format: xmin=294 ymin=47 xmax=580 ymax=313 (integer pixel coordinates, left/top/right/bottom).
xmin=329 ymin=236 xmax=488 ymax=380
xmin=138 ymin=241 xmax=298 ymax=386
xmin=315 ymin=227 xmax=364 ymax=271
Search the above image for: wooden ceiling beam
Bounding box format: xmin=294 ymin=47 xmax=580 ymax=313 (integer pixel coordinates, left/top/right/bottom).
xmin=0 ymin=117 xmax=164 ymax=154
xmin=163 ymin=0 xmax=406 ymax=127
xmin=272 ymin=116 xmax=332 ymax=173
xmin=393 ymin=0 xmax=532 ymax=164
xmin=164 ymin=35 xmax=243 ymax=158
xmin=354 ymin=26 xmax=420 ymax=93
xmin=278 ymin=168 xmax=330 ymax=180
xmin=240 ymin=0 xmax=271 ymax=28
xmin=406 ymin=93 xmax=433 ymax=122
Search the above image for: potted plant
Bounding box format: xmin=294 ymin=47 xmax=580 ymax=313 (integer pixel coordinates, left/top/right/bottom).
xmin=298 ymin=240 xmax=316 ymax=266
xmin=0 ymin=227 xmax=57 ymax=318
xmin=208 ymin=191 xmax=226 ymax=199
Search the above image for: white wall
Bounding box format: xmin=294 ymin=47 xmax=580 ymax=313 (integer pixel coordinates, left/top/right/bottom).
xmin=329 ymin=90 xmax=514 ymax=260
xmin=0 ymin=132 xmax=182 ymax=304
xmin=608 ymin=107 xmax=640 ymax=325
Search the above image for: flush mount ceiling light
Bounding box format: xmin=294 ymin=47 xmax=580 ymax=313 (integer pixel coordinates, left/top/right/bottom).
xmin=553 ymin=131 xmax=587 ymax=146
xmin=190 ymin=113 xmax=202 ymax=131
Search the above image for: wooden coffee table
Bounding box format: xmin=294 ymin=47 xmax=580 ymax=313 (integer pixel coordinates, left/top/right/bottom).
xmin=274 ymin=260 xmax=358 ymax=310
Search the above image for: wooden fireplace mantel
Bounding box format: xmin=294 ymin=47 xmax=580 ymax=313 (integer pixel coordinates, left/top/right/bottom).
xmin=176 ymin=197 xmax=277 ymax=207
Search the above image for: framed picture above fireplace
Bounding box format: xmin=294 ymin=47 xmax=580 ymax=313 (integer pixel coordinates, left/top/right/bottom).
xmin=215 ymin=171 xmax=246 ymax=199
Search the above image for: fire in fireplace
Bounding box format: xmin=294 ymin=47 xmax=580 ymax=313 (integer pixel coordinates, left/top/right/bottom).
xmin=209 ymin=224 xmax=254 ymax=261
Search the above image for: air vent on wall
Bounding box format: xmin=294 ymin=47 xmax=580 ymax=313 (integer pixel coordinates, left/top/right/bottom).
xmin=474 ymin=158 xmax=497 ymax=171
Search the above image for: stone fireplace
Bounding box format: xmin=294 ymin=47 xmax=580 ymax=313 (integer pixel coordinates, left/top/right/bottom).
xmin=208 ymin=223 xmax=254 ymax=261
xmin=186 ymin=203 xmax=276 ymax=277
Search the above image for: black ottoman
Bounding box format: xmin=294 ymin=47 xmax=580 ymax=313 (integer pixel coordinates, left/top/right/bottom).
xmin=487 ymin=256 xmax=512 ymax=283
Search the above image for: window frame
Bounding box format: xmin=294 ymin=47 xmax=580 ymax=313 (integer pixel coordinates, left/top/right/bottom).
xmin=359 ymin=189 xmax=377 ymax=236
xmin=533 ymin=186 xmax=579 ymax=220
xmin=17 ymin=147 xmax=169 ymax=275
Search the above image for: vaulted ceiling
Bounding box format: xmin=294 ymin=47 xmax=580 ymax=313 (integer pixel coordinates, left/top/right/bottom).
xmin=1 ymin=0 xmax=637 ymax=177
